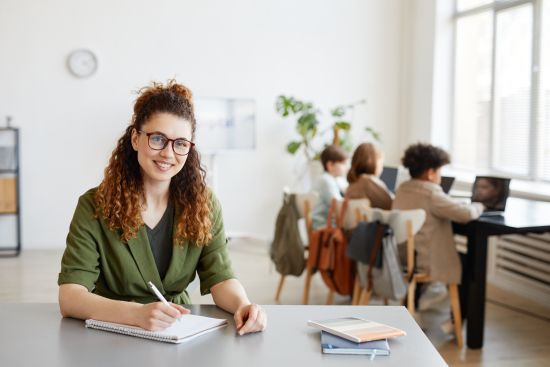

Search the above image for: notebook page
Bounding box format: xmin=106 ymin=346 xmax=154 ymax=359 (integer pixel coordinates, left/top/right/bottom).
xmin=86 ymin=314 xmax=227 ymax=343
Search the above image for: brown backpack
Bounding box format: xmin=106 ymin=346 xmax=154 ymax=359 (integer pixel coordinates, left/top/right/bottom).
xmin=308 ymin=199 xmax=355 ymax=295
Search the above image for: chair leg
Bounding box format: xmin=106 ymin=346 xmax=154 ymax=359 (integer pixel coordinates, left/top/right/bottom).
xmin=407 ymin=280 xmax=417 ymax=314
xmin=449 ymin=284 xmax=463 ymax=348
xmin=274 ymin=275 xmax=285 ymax=302
xmin=302 ymin=268 xmax=313 ymax=305
xmin=383 ymin=298 xmax=389 ymax=305
xmin=326 ymin=291 xmax=334 ymax=305
xmin=351 ymin=277 xmax=361 ymax=305
xmin=358 ymin=288 xmax=372 ymax=305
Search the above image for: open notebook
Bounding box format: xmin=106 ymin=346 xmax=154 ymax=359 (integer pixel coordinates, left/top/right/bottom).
xmin=85 ymin=314 xmax=228 ymax=344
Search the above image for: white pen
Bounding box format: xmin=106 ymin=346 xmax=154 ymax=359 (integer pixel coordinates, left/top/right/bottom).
xmin=369 ymin=349 xmax=378 ymax=361
xmin=147 ymin=281 xmax=182 ymax=322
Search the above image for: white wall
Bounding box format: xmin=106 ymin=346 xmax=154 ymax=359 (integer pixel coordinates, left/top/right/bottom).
xmin=398 ymin=0 xmax=454 ymax=155
xmin=0 ymin=0 xmax=406 ymax=248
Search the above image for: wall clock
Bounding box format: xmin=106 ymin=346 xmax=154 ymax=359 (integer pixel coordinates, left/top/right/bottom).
xmin=67 ymin=49 xmax=98 ymax=78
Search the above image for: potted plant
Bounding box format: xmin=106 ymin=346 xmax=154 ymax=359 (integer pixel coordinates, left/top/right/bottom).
xmin=275 ymin=95 xmax=380 ymax=162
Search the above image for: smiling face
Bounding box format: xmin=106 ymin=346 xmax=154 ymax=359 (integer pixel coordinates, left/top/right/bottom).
xmin=131 ymin=112 xmax=193 ymax=185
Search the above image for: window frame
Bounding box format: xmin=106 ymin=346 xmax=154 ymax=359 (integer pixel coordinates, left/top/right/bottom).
xmin=452 ymin=0 xmax=545 ymax=181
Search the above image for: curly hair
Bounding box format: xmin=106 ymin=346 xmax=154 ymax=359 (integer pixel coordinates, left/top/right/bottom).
xmin=401 ymin=143 xmax=450 ymax=178
xmin=95 ymin=80 xmax=212 ymax=245
xmin=347 ymin=143 xmax=382 ymax=183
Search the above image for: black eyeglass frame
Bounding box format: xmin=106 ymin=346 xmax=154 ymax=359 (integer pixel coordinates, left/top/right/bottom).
xmin=138 ymin=130 xmax=195 ymax=156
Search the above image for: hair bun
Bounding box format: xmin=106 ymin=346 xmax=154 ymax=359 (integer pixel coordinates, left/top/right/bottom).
xmin=167 ymin=79 xmax=193 ymax=103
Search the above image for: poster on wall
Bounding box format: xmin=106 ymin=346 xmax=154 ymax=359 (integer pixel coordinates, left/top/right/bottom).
xmin=194 ymin=97 xmax=256 ymax=153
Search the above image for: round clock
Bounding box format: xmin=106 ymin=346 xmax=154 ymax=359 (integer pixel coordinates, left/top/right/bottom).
xmin=67 ymin=49 xmax=98 ymax=78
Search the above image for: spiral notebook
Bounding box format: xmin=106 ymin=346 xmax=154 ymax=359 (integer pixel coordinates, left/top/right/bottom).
xmin=85 ymin=314 xmax=228 ymax=344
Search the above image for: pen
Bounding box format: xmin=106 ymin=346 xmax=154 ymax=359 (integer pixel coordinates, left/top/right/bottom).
xmin=369 ymin=349 xmax=378 ymax=361
xmin=147 ymin=281 xmax=181 ymax=322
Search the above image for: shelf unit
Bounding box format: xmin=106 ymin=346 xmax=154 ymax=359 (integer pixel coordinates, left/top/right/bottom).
xmin=0 ymin=127 xmax=21 ymax=256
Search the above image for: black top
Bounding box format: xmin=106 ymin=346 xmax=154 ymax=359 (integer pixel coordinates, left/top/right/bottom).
xmin=145 ymin=201 xmax=175 ymax=280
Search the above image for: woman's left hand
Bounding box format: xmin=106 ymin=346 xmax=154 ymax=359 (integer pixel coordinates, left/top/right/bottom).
xmin=234 ymin=303 xmax=267 ymax=335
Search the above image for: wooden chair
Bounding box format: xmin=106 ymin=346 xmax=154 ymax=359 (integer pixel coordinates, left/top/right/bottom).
xmin=274 ymin=190 xmax=318 ymax=303
xmin=393 ymin=208 xmax=463 ymax=347
xmin=320 ymin=198 xmax=371 ymax=305
xmin=352 ymin=208 xmax=464 ymax=347
xmin=407 ymin=240 xmax=464 ymax=348
xmin=353 ymin=208 xmax=425 ymax=306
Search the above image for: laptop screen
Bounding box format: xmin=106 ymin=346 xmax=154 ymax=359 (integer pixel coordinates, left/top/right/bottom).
xmin=440 ymin=176 xmax=455 ymax=194
xmin=380 ymin=166 xmax=398 ymax=193
xmin=471 ymin=176 xmax=511 ymax=211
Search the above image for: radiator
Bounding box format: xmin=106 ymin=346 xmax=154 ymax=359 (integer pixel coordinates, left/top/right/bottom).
xmin=488 ymin=233 xmax=550 ymax=305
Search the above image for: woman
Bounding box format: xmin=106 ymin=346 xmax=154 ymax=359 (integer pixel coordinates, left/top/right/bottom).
xmin=58 ymin=80 xmax=266 ymax=335
xmin=345 ymin=142 xmax=393 ymax=209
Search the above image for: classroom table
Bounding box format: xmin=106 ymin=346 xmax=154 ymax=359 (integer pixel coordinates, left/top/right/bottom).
xmin=0 ymin=303 xmax=447 ymax=367
xmin=453 ymin=197 xmax=550 ymax=349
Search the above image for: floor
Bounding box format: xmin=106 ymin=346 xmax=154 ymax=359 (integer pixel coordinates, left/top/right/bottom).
xmin=1 ymin=237 xmax=549 ymax=366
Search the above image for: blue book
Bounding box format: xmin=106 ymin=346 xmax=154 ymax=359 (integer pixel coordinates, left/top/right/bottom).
xmin=321 ymin=331 xmax=390 ymax=356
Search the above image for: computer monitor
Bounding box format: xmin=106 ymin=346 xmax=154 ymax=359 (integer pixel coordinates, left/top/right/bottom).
xmin=440 ymin=176 xmax=455 ymax=194
xmin=471 ymin=176 xmax=511 ymax=213
xmin=380 ymin=166 xmax=398 ymax=193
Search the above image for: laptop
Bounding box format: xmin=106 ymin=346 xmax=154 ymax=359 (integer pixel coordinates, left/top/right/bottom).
xmin=471 ymin=176 xmax=511 ymax=216
xmin=380 ymin=166 xmax=399 ymax=193
xmin=440 ymin=176 xmax=455 ymax=194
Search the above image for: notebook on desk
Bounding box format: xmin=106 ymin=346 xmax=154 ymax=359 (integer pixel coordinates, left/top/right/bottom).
xmin=85 ymin=314 xmax=227 ymax=344
xmin=308 ymin=317 xmax=406 ymax=343
xmin=321 ymin=331 xmax=390 ymax=356
xmin=471 ymin=176 xmax=511 ymax=216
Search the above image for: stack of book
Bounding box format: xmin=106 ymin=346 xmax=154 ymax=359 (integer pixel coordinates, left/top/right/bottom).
xmin=307 ymin=317 xmax=406 ymax=358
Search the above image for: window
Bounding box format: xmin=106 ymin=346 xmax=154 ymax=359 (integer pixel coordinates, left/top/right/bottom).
xmin=452 ymin=0 xmax=550 ymax=181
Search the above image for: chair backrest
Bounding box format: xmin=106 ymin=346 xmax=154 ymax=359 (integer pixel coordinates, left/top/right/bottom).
xmin=389 ymin=209 xmax=426 ymax=278
xmin=339 ymin=198 xmax=371 ymax=229
xmin=342 ymin=206 xmax=425 ymax=277
xmin=388 ymin=209 xmax=425 ymax=243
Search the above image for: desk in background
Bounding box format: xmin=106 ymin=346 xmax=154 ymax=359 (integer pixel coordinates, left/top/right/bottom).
xmin=453 ymin=197 xmax=550 ymax=349
xmin=0 ymin=303 xmax=447 ymax=367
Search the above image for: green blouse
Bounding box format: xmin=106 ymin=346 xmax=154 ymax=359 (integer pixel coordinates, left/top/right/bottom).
xmin=58 ymin=188 xmax=235 ymax=305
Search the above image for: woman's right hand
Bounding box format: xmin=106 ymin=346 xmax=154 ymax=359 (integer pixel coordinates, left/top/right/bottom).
xmin=133 ymin=302 xmax=190 ymax=331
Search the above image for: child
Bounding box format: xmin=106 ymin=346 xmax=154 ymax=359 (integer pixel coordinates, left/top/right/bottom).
xmin=393 ymin=143 xmax=483 ymax=314
xmin=311 ymin=145 xmax=349 ymax=229
xmin=345 ymin=143 xmax=393 ymax=209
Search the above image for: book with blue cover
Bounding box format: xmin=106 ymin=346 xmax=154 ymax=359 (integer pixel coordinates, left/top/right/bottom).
xmin=321 ymin=331 xmax=390 ymax=356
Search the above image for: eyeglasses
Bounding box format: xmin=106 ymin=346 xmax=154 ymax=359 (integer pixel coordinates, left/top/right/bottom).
xmin=138 ymin=130 xmax=195 ymax=156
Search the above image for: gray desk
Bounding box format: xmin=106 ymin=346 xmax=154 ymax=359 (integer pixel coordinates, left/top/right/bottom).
xmin=0 ymin=303 xmax=447 ymax=367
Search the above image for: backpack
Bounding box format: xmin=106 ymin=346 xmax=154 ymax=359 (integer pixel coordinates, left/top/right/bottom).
xmin=270 ymin=193 xmax=306 ymax=276
xmin=308 ymin=199 xmax=355 ymax=295
xmin=351 ymin=221 xmax=407 ymax=300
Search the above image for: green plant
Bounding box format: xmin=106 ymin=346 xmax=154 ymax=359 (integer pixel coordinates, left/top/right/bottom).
xmin=276 ymin=95 xmax=380 ymax=161
xmin=275 ymin=96 xmax=320 ymax=160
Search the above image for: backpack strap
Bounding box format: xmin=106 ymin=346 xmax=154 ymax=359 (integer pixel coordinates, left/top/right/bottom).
xmin=325 ymin=198 xmax=338 ymax=228
xmin=336 ymin=198 xmax=348 ymax=228
xmin=366 ymin=222 xmax=385 ymax=292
